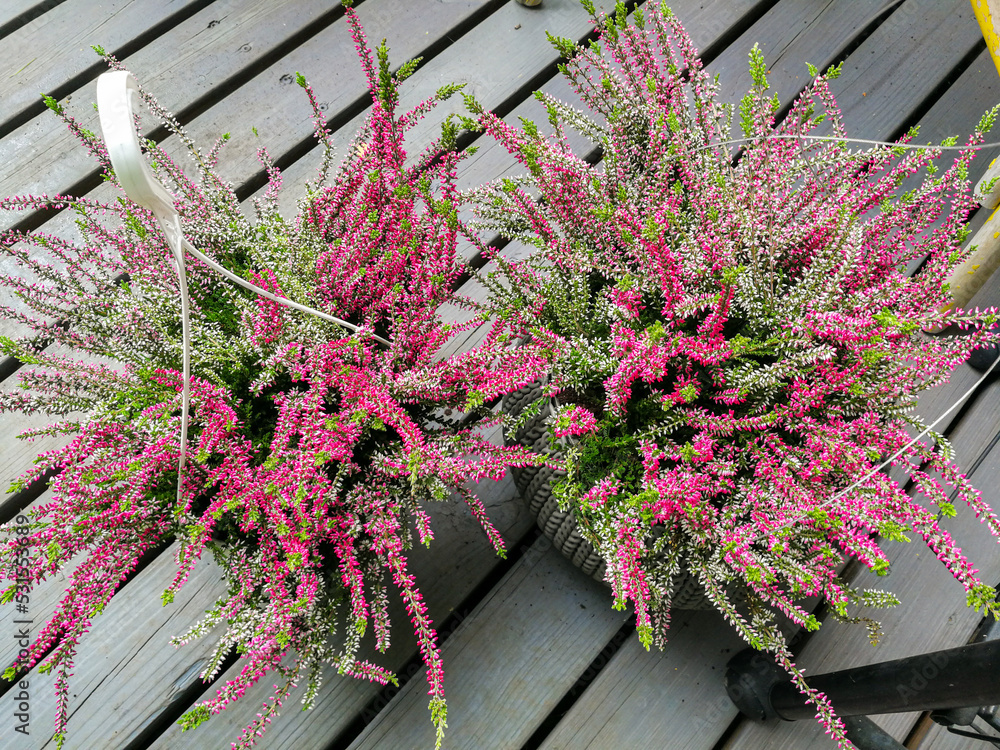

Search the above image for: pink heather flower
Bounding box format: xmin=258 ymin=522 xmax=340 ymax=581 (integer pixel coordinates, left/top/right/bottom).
xmin=247 ymin=269 xmax=285 ymax=348
xmin=581 ymin=477 xmax=619 ymax=510
xmin=553 ymin=404 xmax=598 ymax=437
xmin=470 ymin=3 xmax=1000 ymax=747
xmin=0 ymin=6 xmax=549 ymax=750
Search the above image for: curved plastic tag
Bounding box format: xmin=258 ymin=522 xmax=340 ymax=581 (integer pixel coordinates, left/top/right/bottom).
xmin=96 ymin=70 xmax=192 ymax=496
xmin=96 ymin=71 xmax=177 ymax=223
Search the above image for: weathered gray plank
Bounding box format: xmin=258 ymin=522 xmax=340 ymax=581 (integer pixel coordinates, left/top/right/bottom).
xmin=0 ymin=407 xmax=70 ymax=514
xmin=707 ymin=0 xmax=888 ymax=109
xmin=0 ymin=0 xmax=342 ymax=228
xmin=705 ymin=0 xmax=982 ymax=141
xmin=831 ymin=0 xmax=982 ymax=140
xmin=902 ymin=47 xmax=1000 ymax=209
xmin=538 ymin=610 xmax=747 ymax=749
xmin=345 ymin=535 xmax=629 ymax=750
xmin=0 ymin=0 xmax=209 ymax=134
xmin=0 ymin=1 xmax=64 ymax=41
xmin=0 ymin=0 xmax=54 ymax=29
xmin=148 ymin=464 xmax=533 ymax=749
xmin=0 ymin=542 xmax=227 ymax=750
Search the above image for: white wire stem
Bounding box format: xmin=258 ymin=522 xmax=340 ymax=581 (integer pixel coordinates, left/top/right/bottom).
xmin=166 ymin=237 xmax=389 ymax=505
xmin=96 ymin=70 xmax=391 ymax=509
xmin=690 ymin=132 xmax=1000 ymax=506
xmin=172 ymin=238 xmax=191 ymax=496
xmin=695 ymin=133 xmax=1000 ymax=154
xmin=826 ymin=347 xmax=1000 ymax=506
xmin=178 ymin=237 xmax=391 ymax=348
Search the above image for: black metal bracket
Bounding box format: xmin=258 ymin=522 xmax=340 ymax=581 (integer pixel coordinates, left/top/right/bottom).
xmin=725 ymin=637 xmax=1000 ymax=749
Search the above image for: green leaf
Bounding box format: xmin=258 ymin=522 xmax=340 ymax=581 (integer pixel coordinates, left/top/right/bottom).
xmin=748 ymin=44 xmax=768 ymax=90
xmin=41 ymin=94 xmax=64 ymax=116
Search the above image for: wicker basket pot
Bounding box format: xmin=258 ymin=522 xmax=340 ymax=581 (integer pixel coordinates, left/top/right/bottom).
xmin=502 ymin=381 xmax=716 ymax=610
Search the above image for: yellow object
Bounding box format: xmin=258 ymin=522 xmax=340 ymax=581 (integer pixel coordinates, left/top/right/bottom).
xmin=972 ymin=0 xmax=1000 ymax=77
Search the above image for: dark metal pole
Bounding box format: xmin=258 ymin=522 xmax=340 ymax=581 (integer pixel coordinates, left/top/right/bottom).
xmin=725 ymin=638 xmax=1000 ymax=722
xmin=771 ymin=638 xmax=1000 ymax=720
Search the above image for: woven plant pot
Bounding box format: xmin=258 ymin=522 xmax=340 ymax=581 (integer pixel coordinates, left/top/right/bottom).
xmin=502 ymin=381 xmax=716 ymax=609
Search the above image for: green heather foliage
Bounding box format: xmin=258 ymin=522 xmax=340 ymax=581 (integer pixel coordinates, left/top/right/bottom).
xmin=0 ymin=8 xmax=548 ymax=749
xmin=468 ymin=2 xmax=1000 ymax=745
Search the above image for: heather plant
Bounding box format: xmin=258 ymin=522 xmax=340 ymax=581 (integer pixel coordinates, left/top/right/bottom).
xmin=466 ymin=1 xmax=1000 ymax=744
xmin=0 ymin=6 xmax=548 ymax=748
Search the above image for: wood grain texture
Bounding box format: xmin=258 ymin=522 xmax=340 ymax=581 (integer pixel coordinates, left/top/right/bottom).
xmin=0 ymin=0 xmax=340 ymax=232
xmin=0 ymin=0 xmax=207 ymax=132
xmin=0 ymin=0 xmax=54 ymax=28
xmin=0 ymin=1 xmax=64 ymax=40
xmin=0 ymin=543 xmax=228 ymax=750
xmin=831 ymin=0 xmax=982 ymax=140
xmin=0 ymin=405 xmax=72 ymax=515
xmin=707 ymin=0 xmax=887 ymax=109
xmin=346 ymin=535 xmax=629 ymax=750
xmin=538 ymin=609 xmax=748 ymax=749
xmin=0 ymin=489 xmax=85 ymax=670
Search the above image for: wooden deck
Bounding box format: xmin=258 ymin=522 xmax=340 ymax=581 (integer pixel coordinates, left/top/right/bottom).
xmin=1 ymin=1 xmax=999 ymax=748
